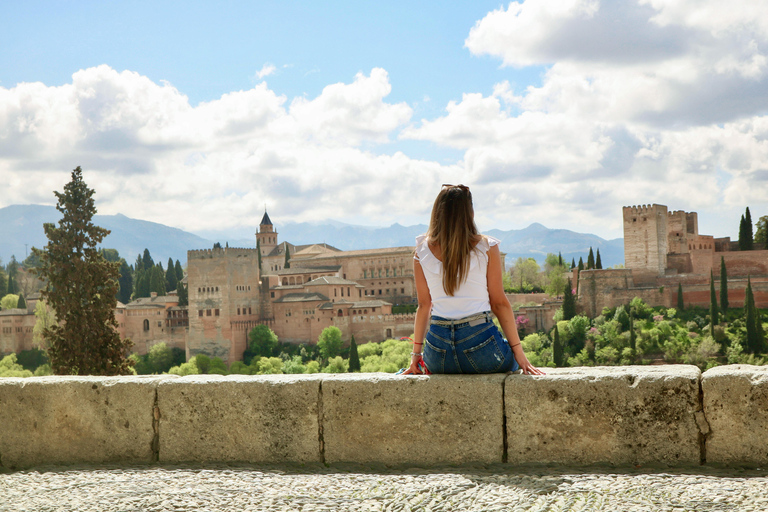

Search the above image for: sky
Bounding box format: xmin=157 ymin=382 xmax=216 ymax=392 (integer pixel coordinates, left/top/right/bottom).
xmin=1 ymin=0 xmax=768 ymax=241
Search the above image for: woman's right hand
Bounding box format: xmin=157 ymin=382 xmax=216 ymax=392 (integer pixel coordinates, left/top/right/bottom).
xmin=400 ymin=354 xmax=425 ymax=375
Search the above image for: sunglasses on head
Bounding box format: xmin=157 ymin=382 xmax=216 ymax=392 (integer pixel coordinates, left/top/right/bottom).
xmin=441 ymin=184 xmax=469 ymax=191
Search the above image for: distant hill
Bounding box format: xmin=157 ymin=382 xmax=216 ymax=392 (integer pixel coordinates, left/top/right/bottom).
xmin=0 ymin=204 xmax=624 ymax=268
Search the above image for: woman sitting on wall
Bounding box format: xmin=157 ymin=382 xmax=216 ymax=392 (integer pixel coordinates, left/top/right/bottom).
xmin=401 ymin=184 xmax=543 ymax=376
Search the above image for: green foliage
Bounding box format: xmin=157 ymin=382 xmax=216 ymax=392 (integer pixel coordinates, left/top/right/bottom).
xmin=17 ymin=294 xmax=27 ymax=310
xmin=709 ymin=271 xmax=719 ymax=337
xmin=34 ymin=364 xmax=53 ymax=376
xmin=739 ymin=208 xmax=754 ymax=250
xmin=257 ymin=357 xmax=283 ymax=374
xmin=195 ymin=354 xmax=211 ymax=374
xmin=719 ymin=257 xmax=729 ymax=313
xmin=755 ymin=215 xmax=768 ymax=246
xmin=174 ymin=260 xmax=184 ymax=285
xmin=348 ymin=335 xmax=361 ymax=372
xmin=562 ymin=278 xmax=576 ymax=320
xmin=511 ymin=257 xmax=542 ymax=293
xmin=317 ymin=326 xmax=343 ymax=359
xmin=359 ymin=338 xmax=410 ymax=372
xmin=284 ymin=245 xmax=291 ymax=268
xmin=322 ymin=356 xmax=348 ymax=373
xmin=168 ymin=358 xmax=200 ymax=376
xmin=595 ymin=249 xmax=603 ymax=269
xmin=16 ymin=348 xmax=48 ymax=371
xmin=587 ymin=247 xmax=595 ymax=269
xmin=148 ymin=342 xmax=173 ymax=373
xmin=357 ymin=342 xmax=382 ymax=359
xmin=0 ymin=353 xmax=34 ymax=377
xmin=305 ymin=360 xmax=321 ymax=373
xmin=677 ymin=283 xmax=684 ymax=311
xmin=552 ymin=327 xmax=564 ymax=367
xmin=209 ymin=357 xmax=228 ymax=375
xmin=165 ymin=257 xmax=178 ymax=292
xmin=629 ymin=297 xmax=652 ymax=320
xmin=31 ymin=167 xmax=133 ymax=375
xmin=282 ymin=355 xmax=307 ymax=374
xmin=248 ymin=325 xmax=279 ymax=357
xmin=1 ymin=294 xmax=19 ymax=309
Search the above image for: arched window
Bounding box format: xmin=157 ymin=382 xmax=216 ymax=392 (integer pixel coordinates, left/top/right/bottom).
xmin=337 ymin=309 xmax=343 ymax=317
xmin=143 ymin=319 xmax=149 ymax=331
xmin=282 ymin=278 xmax=288 ymax=285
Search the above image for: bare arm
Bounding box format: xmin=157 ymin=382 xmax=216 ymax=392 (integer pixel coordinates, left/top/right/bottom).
xmin=402 ymin=258 xmax=431 ymax=374
xmin=487 ymin=244 xmax=544 ymax=375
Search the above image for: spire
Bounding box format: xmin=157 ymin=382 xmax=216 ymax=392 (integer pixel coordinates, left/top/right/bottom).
xmin=260 ymin=209 xmax=273 ymax=226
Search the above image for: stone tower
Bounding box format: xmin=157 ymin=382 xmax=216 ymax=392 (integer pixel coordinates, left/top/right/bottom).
xmin=623 ymin=204 xmax=668 ymax=283
xmin=256 ymin=210 xmax=277 ymax=257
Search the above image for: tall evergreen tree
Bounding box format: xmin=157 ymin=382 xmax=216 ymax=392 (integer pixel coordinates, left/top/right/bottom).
xmin=174 ymin=260 xmax=184 ymax=284
xmin=0 ymin=267 xmax=7 ymax=297
xmin=709 ymin=270 xmax=719 ymax=337
xmin=557 ymin=252 xmax=563 ymax=267
xmin=571 ymin=258 xmax=576 ymax=270
xmin=677 ymin=283 xmax=685 ymax=311
xmin=562 ymin=277 xmax=576 ymax=320
xmin=284 ymin=245 xmax=291 ymax=269
xmin=552 ymin=325 xmax=564 ymax=367
xmin=30 ymin=167 xmax=133 ymax=375
xmin=745 ymin=277 xmax=759 ymax=353
xmin=587 ymin=247 xmax=595 ymax=269
xmin=6 ymin=273 xmax=17 ymax=295
xmin=348 ymin=335 xmax=361 ymax=372
xmin=142 ymin=248 xmax=154 ymax=270
xmin=578 ymin=257 xmax=584 ymax=272
xmin=256 ymin=239 xmax=263 ymax=271
xmin=745 ymin=207 xmax=754 ymax=250
xmin=165 ymin=257 xmax=178 ymax=292
xmin=738 ymin=214 xmax=747 ymax=250
xmin=177 ymin=281 xmax=188 ymax=306
xmin=595 ymin=249 xmax=602 ymax=269
xmin=17 ymin=294 xmax=26 ymax=310
xmin=117 ymin=259 xmax=133 ymax=304
xmin=719 ymin=257 xmax=729 ymax=313
xmin=150 ymin=265 xmax=166 ymax=296
xmin=6 ymin=256 xmax=19 ymax=294
xmin=629 ymin=309 xmax=636 ymax=351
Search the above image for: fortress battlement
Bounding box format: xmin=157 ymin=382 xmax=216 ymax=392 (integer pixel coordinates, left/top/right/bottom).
xmin=623 ymin=204 xmax=667 ymax=217
xmin=188 ymin=247 xmax=257 ymax=259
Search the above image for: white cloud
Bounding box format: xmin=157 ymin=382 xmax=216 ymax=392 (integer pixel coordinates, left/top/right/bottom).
xmin=0 ymin=66 xmax=445 ymax=234
xmin=254 ymin=63 xmax=277 ymax=80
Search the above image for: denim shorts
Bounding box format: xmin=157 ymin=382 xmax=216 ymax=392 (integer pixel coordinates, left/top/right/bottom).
xmin=423 ymin=312 xmax=519 ymax=374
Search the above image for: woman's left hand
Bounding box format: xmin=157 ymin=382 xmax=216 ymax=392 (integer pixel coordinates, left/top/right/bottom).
xmin=400 ymin=355 xmax=425 ymax=375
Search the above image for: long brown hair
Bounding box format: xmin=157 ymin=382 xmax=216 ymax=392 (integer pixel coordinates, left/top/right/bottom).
xmin=426 ymin=184 xmax=479 ymax=296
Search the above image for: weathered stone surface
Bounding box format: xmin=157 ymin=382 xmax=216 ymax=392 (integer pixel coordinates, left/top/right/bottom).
xmin=0 ymin=376 xmax=161 ymax=469
xmin=322 ymin=373 xmax=505 ymax=465
xmin=158 ymin=374 xmax=321 ymax=463
xmin=506 ymin=366 xmax=702 ymax=465
xmin=702 ymin=364 xmax=768 ymax=465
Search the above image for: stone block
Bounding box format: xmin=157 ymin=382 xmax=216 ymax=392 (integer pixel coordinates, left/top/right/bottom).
xmin=158 ymin=374 xmax=321 ymax=463
xmin=322 ymin=373 xmax=505 ymax=465
xmin=506 ymin=366 xmax=702 ymax=465
xmin=702 ymin=364 xmax=768 ymax=465
xmin=0 ymin=376 xmax=161 ymax=469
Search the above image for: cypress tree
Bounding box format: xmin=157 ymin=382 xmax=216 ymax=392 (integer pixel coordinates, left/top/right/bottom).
xmin=174 ymin=260 xmax=184 ymax=284
xmin=256 ymin=239 xmax=263 ymax=271
xmin=558 ymin=252 xmax=563 ymax=267
xmin=348 ymin=335 xmax=361 ymax=372
xmin=587 ymin=247 xmax=595 ymax=269
xmin=0 ymin=268 xmax=7 ymax=297
xmin=6 ymin=273 xmax=17 ymax=295
xmin=677 ymin=283 xmax=684 ymax=311
xmin=142 ymin=248 xmax=154 ymax=270
xmin=738 ymin=215 xmax=747 ymax=250
xmin=284 ymin=245 xmax=291 ymax=269
xmin=578 ymin=257 xmax=584 ymax=272
xmin=17 ymin=294 xmax=26 ymax=310
xmin=571 ymin=258 xmax=576 ymax=270
xmin=562 ymin=277 xmax=576 ymax=321
xmin=719 ymin=257 xmax=729 ymax=313
xmin=165 ymin=257 xmax=178 ymax=292
xmin=595 ymin=249 xmax=602 ymax=269
xmin=150 ymin=265 xmax=166 ymax=296
xmin=709 ymin=270 xmax=719 ymax=337
xmin=30 ymin=166 xmax=133 ymax=375
xmin=745 ymin=207 xmax=754 ymax=250
xmin=552 ymin=325 xmax=564 ymax=367
xmin=629 ymin=309 xmax=636 ymax=351
xmin=177 ymin=281 xmax=188 ymax=306
xmin=745 ymin=277 xmax=759 ymax=353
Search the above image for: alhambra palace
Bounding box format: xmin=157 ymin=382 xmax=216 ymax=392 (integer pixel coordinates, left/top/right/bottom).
xmin=1 ymin=205 xmax=767 ymax=362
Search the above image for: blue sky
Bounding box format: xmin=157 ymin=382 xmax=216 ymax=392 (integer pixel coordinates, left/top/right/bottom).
xmin=1 ymin=0 xmax=767 ymax=241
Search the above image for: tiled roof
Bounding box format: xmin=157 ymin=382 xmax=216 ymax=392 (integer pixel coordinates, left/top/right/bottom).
xmin=304 ymin=246 xmax=414 ymax=259
xmin=260 ymin=210 xmax=273 ymax=226
xmin=304 ymin=276 xmax=363 ymax=286
xmin=350 ymin=300 xmax=391 ymax=308
xmin=273 ymin=293 xmax=330 ymax=303
xmin=125 ymin=295 xmax=179 ymax=308
xmin=275 ymin=265 xmax=340 ymax=275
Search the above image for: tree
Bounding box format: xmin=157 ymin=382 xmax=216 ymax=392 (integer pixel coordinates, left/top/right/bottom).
xmin=587 ymin=247 xmax=595 ymax=269
xmin=317 ymin=326 xmax=343 ymax=360
xmin=552 ymin=325 xmax=564 ymax=367
xmin=571 ymin=258 xmax=576 ymax=270
xmin=248 ymin=324 xmax=279 ymax=357
xmin=348 ymin=335 xmax=361 ymax=372
xmin=165 ymin=257 xmax=177 ymax=292
xmin=32 ymin=300 xmax=55 ymax=348
xmin=595 ymin=249 xmax=602 ymax=269
xmin=148 ymin=342 xmax=173 ymax=373
xmin=174 ymin=259 xmax=184 ymax=285
xmin=30 ymin=167 xmax=133 ymax=375
xmin=745 ymin=277 xmax=760 ymax=353
xmin=719 ymin=257 xmax=729 ymax=313
xmin=117 ymin=259 xmax=133 ymax=304
xmin=629 ymin=309 xmax=636 ymax=351
xmin=709 ymin=270 xmax=719 ymax=337
xmin=739 ymin=209 xmax=754 ymax=250
xmin=284 ymin=245 xmax=291 ymax=269
xmin=17 ymin=294 xmax=26 ymax=310
xmin=512 ymin=257 xmax=541 ymax=292
xmin=558 ymin=252 xmax=564 ymax=267
xmin=677 ymin=283 xmax=684 ymax=311
xmin=257 ymin=239 xmax=263 ymax=272
xmin=0 ymin=265 xmax=7 ymax=298
xmin=562 ymin=278 xmax=576 ymax=321
xmin=6 ymin=256 xmax=19 ymax=294
xmin=6 ymin=273 xmax=17 ymax=295
xmin=177 ymin=281 xmax=188 ymax=306
xmin=578 ymin=257 xmax=584 ymax=272
xmin=142 ymin=248 xmax=154 ymax=270
xmin=1 ymin=294 xmax=19 ymax=309
xmin=149 ymin=264 xmax=166 ymax=296
xmin=755 ymin=215 xmax=768 ymax=246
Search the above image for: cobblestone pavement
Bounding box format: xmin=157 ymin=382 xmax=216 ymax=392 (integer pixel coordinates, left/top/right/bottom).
xmin=2 ymin=463 xmax=767 ymax=511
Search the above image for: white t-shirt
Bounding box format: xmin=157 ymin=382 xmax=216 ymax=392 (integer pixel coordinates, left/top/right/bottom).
xmin=414 ymin=234 xmax=501 ymax=319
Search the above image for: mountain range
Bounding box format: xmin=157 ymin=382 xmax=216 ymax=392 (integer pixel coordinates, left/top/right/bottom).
xmin=0 ymin=204 xmax=624 ymax=269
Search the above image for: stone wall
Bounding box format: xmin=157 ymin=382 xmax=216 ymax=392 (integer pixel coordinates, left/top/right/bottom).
xmin=2 ymin=365 xmax=767 ymax=470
